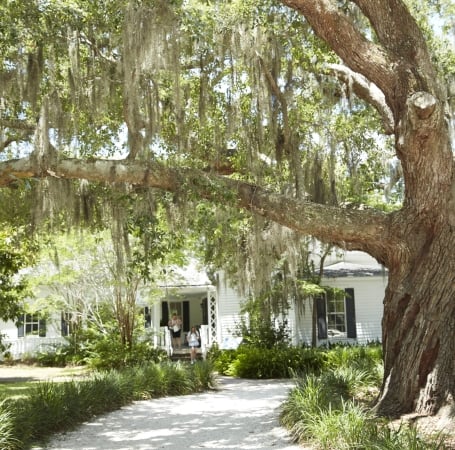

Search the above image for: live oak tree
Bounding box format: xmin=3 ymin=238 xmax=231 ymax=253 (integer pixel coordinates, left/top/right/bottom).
xmin=0 ymin=0 xmax=454 ymax=418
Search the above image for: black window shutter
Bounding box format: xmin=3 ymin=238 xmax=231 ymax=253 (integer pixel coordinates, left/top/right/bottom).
xmin=345 ymin=288 xmax=357 ymax=339
xmin=183 ymin=301 xmax=190 ymax=332
xmin=316 ymin=295 xmax=327 ymax=339
xmin=39 ymin=318 xmax=47 ymax=337
xmin=161 ymin=302 xmax=169 ymax=327
xmin=201 ymin=297 xmax=208 ymax=325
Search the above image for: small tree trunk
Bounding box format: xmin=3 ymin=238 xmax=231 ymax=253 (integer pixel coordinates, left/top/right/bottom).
xmin=114 ymin=286 xmax=137 ymax=349
xmin=311 ymin=297 xmax=317 ymax=347
xmin=376 ymin=226 xmax=455 ymax=416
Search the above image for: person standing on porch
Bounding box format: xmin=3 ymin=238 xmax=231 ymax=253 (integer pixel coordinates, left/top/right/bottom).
xmin=187 ymin=326 xmax=200 ymax=364
xmin=168 ymin=313 xmax=182 ymax=349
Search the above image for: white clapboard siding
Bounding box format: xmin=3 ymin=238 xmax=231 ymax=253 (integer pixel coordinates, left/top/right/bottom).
xmin=215 ymin=272 xmax=243 ymax=348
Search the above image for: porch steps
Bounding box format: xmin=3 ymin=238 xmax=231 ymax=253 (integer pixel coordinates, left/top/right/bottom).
xmin=170 ymin=347 xmax=203 ymax=362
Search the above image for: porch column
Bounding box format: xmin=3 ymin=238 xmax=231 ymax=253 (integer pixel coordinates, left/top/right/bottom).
xmin=151 ymin=301 xmax=161 ymax=347
xmin=206 ymin=286 xmax=218 ymax=346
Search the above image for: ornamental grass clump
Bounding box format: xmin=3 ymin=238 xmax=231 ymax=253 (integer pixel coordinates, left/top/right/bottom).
xmin=324 ymin=344 xmax=383 ymax=386
xmin=280 ymin=364 xmax=450 ymax=449
xmin=280 ymin=374 xmax=331 ymax=442
xmin=0 ymin=402 xmax=21 ymax=450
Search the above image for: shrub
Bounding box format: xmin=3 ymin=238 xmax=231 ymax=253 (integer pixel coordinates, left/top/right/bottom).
xmin=236 ymin=317 xmax=291 ymax=348
xmin=34 ymin=328 xmax=168 ymax=370
xmin=82 ymin=335 xmax=168 ymax=370
xmin=210 ymin=346 xmax=326 ymax=379
xmin=36 ymin=344 xmax=74 ymax=367
xmin=207 ymin=346 xmax=238 ymax=374
xmin=234 ymin=297 xmax=291 ymax=348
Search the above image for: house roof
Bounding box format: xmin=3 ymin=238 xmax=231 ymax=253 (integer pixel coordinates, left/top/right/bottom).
xmin=323 ymin=261 xmax=387 ymax=278
xmin=158 ymin=259 xmax=212 ymax=288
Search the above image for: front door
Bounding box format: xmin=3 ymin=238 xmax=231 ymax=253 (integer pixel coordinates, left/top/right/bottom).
xmin=168 ymin=301 xmax=190 ymax=332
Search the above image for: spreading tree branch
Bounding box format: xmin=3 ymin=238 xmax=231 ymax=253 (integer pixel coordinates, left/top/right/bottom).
xmin=280 ymin=0 xmax=395 ymax=103
xmin=325 ymin=63 xmax=394 ymax=134
xmin=0 ymin=155 xmax=396 ymax=261
xmin=353 ymin=0 xmax=439 ymax=91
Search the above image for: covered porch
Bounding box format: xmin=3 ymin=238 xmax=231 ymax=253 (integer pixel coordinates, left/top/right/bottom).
xmin=147 ymin=262 xmax=218 ymax=357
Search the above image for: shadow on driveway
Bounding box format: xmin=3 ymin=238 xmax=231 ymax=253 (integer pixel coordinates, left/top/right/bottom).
xmin=40 ymin=376 xmax=306 ymax=450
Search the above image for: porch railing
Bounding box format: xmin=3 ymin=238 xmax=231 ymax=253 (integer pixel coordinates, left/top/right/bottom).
xmin=158 ymin=325 xmax=210 ymax=359
xmin=2 ymin=327 xmax=211 ymax=362
xmin=2 ymin=337 xmax=67 ymax=360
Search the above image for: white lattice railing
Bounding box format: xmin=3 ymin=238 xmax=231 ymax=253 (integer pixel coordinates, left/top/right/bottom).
xmin=208 ymin=295 xmax=218 ymax=345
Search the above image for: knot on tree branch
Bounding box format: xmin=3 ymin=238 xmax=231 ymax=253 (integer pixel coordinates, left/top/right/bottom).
xmin=410 ymin=92 xmax=437 ymax=120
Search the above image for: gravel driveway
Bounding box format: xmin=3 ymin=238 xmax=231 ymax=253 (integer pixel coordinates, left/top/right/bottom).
xmin=36 ymin=376 xmax=306 ymax=450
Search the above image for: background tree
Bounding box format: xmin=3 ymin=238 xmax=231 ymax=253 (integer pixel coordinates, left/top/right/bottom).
xmin=0 ymin=226 xmax=35 ymax=321
xmin=0 ymin=225 xmax=36 ymax=354
xmin=30 ymin=211 xmax=184 ymax=350
xmin=0 ymin=0 xmax=454 ymax=418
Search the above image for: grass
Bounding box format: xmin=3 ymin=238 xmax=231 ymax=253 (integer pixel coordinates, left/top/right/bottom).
xmin=0 ymin=381 xmax=34 ymax=399
xmin=0 ymin=365 xmax=89 ymax=400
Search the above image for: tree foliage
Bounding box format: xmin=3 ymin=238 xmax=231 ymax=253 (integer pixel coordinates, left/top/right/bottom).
xmin=29 ymin=219 xmax=185 ymax=349
xmin=0 ymin=226 xmax=36 ymax=321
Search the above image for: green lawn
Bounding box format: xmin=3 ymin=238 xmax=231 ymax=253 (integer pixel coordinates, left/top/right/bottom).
xmin=0 ymin=366 xmax=90 ymax=399
xmin=0 ymin=381 xmax=35 ymax=399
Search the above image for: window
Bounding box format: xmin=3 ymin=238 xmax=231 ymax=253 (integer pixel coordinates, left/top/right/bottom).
xmin=17 ymin=313 xmax=46 ymax=337
xmin=144 ymin=307 xmax=151 ymax=328
xmin=61 ymin=312 xmax=78 ymax=336
xmin=327 ymin=291 xmax=346 ymax=337
xmin=316 ymin=288 xmax=356 ymax=340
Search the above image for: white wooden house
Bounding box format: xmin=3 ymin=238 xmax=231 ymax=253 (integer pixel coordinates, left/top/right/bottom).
xmin=292 ymin=251 xmax=386 ymax=346
xmin=0 ymin=251 xmax=386 ymax=360
xmin=154 ymin=250 xmax=386 ymax=350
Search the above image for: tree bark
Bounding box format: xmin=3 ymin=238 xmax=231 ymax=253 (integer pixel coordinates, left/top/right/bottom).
xmin=282 ymin=0 xmax=455 ymax=419
xmin=378 ymin=225 xmax=455 ymax=416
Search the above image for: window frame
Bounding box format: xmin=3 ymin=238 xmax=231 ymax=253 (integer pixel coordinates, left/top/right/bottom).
xmin=61 ymin=311 xmax=78 ymax=337
xmin=17 ymin=313 xmax=46 ymax=337
xmin=316 ymin=288 xmax=356 ymax=340
xmin=326 ymin=290 xmax=347 ymax=337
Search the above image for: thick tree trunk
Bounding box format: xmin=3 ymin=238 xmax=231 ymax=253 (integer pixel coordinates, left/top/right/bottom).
xmin=377 ymin=225 xmax=455 ymax=416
